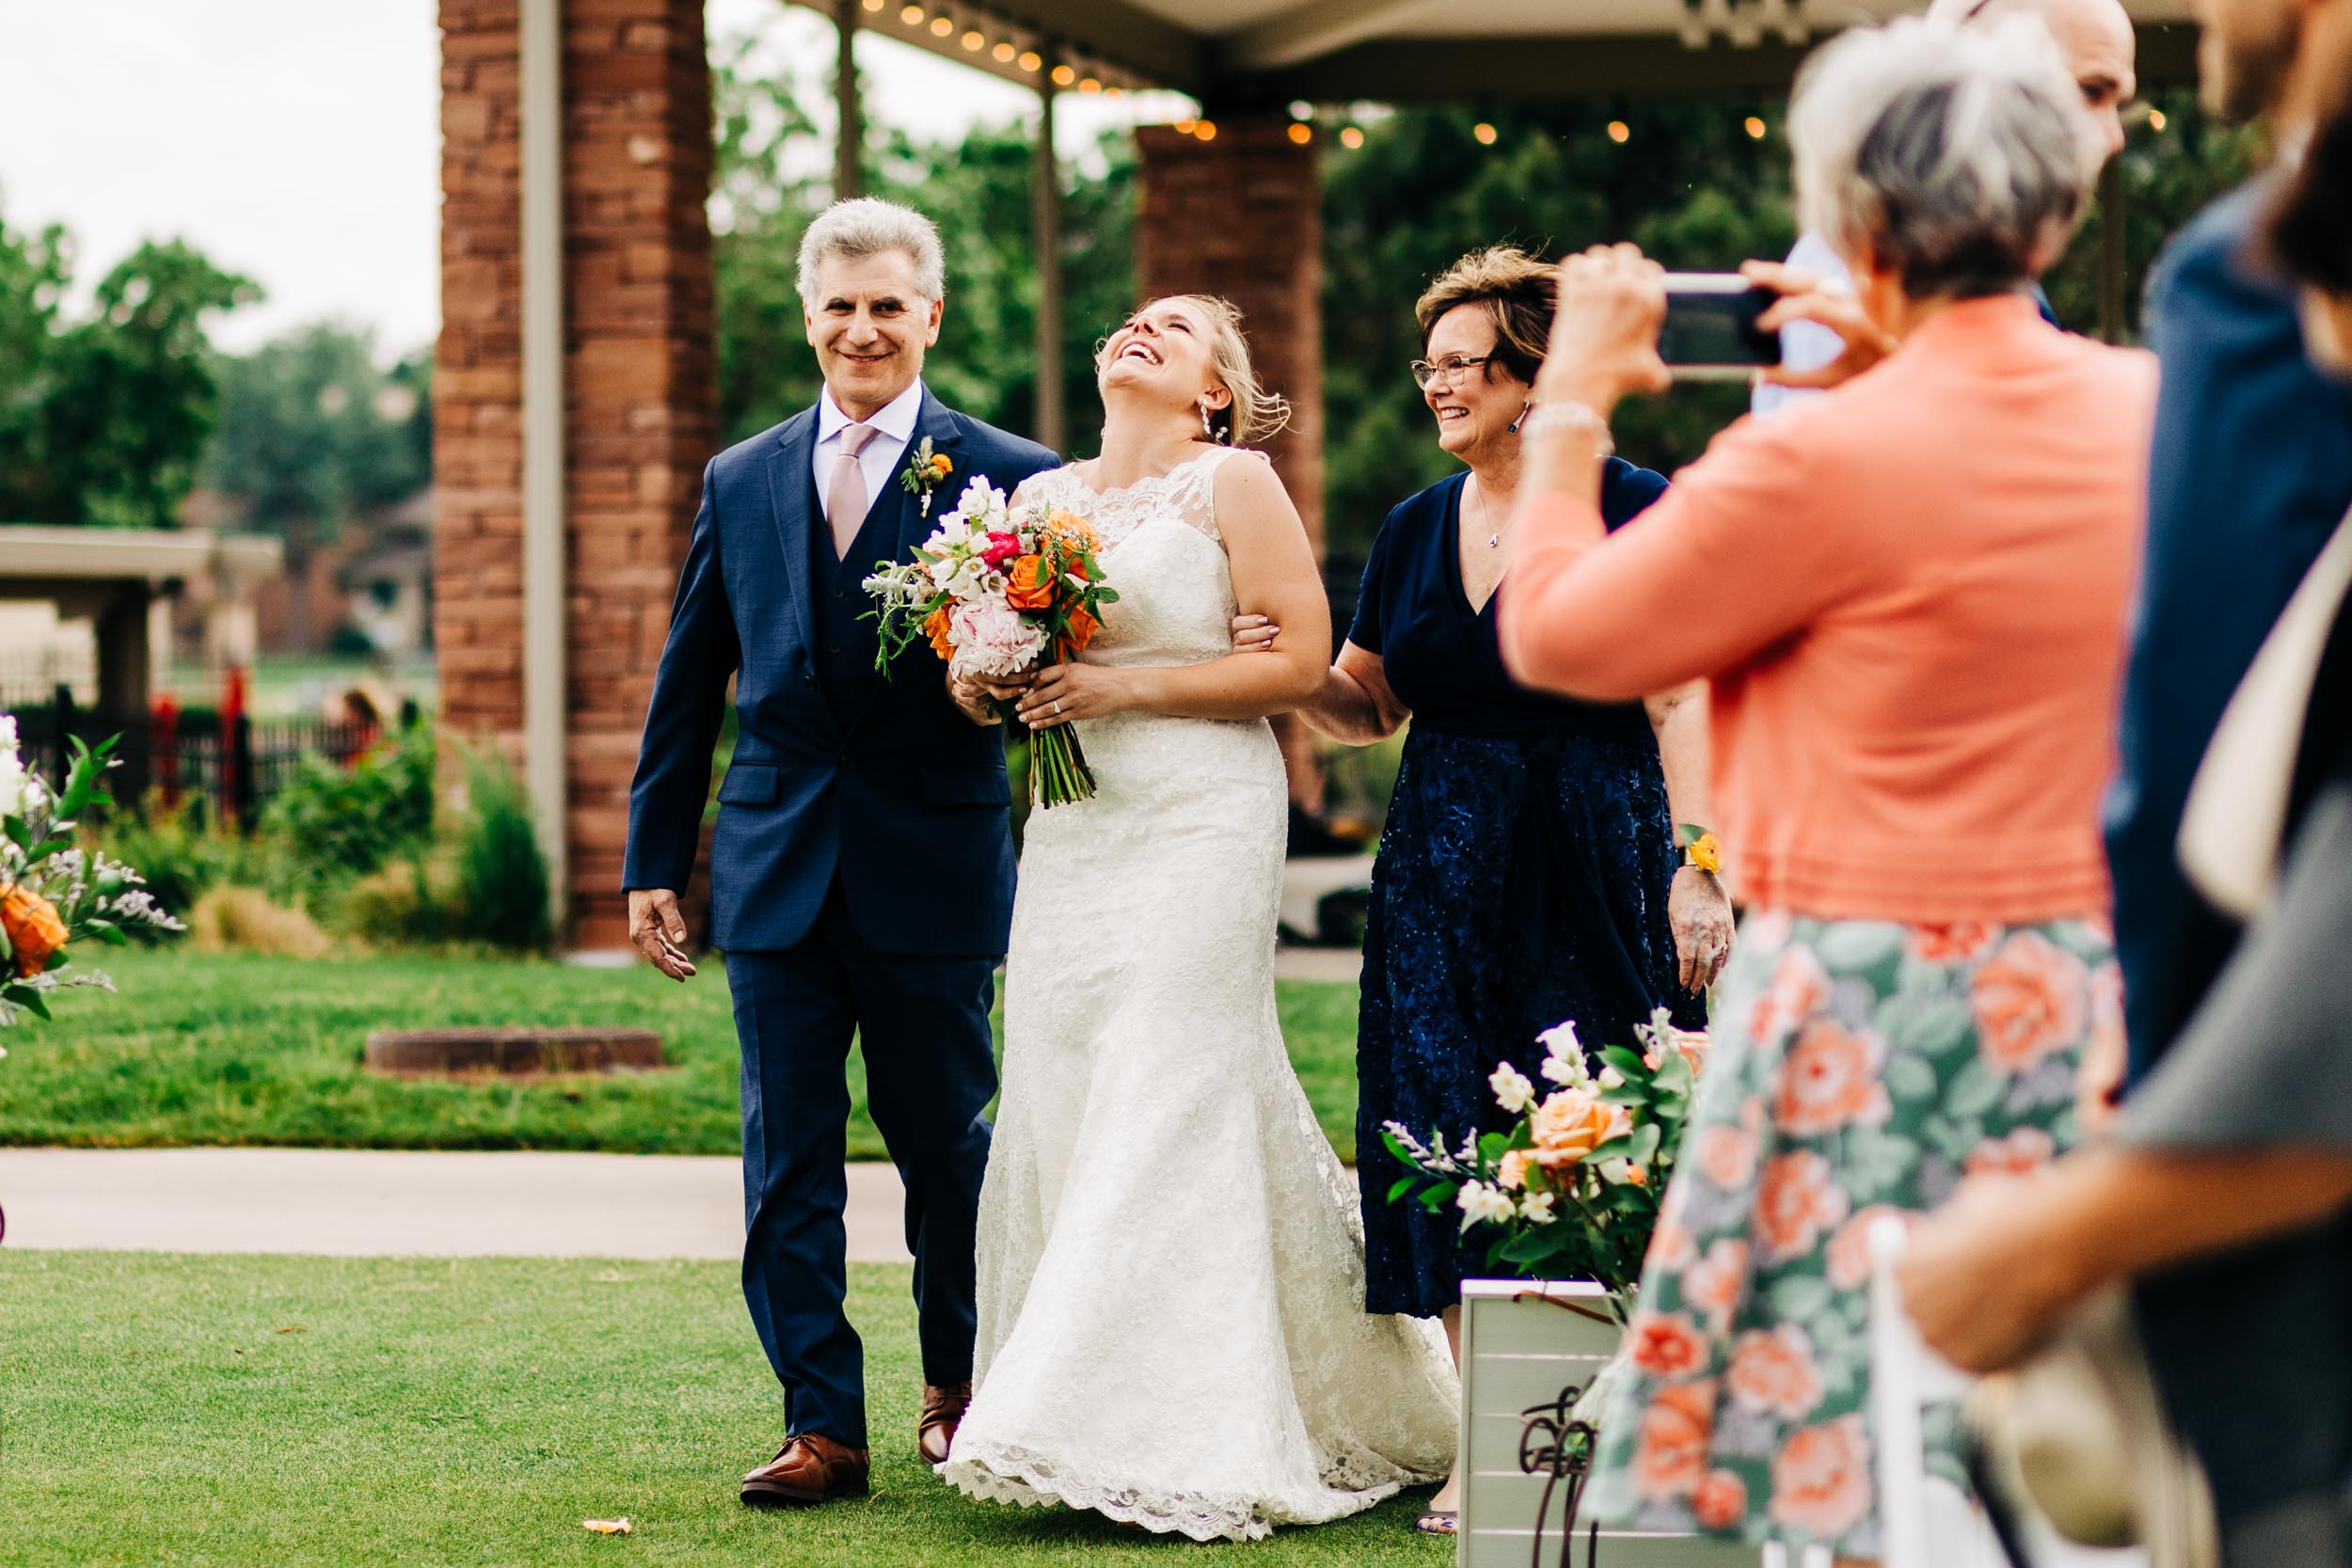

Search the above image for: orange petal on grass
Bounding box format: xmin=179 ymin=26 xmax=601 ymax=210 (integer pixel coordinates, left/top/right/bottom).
xmin=582 ymin=1518 xmax=633 ymax=1535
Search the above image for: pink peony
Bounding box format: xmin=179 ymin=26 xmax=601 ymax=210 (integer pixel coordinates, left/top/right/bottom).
xmin=947 ymin=594 xmax=1048 ymax=678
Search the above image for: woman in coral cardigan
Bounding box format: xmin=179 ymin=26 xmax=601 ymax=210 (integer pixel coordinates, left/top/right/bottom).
xmin=1492 ymin=19 xmax=2155 ymax=1559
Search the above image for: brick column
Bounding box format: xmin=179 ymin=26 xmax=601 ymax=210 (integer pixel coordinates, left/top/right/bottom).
xmin=437 ymin=0 xmax=717 ymax=948
xmin=1135 ymin=118 xmax=1324 ymax=552
xmin=1136 ymin=117 xmax=1327 ymax=816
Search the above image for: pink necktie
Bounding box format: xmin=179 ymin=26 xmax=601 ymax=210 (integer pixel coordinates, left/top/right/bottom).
xmin=826 ymin=422 xmax=878 ymax=560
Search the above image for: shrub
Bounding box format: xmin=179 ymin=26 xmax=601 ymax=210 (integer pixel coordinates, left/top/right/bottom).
xmin=187 ymin=886 xmax=333 ymax=958
xmin=450 ymin=748 xmax=551 ymax=953
xmin=92 ymin=795 xmax=260 ymax=928
xmin=257 ymin=723 xmax=436 ymax=888
xmin=336 ymin=852 xmax=460 ymax=947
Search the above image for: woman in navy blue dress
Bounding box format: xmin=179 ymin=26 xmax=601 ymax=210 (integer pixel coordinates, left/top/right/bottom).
xmin=1238 ymin=248 xmax=1732 ymax=1531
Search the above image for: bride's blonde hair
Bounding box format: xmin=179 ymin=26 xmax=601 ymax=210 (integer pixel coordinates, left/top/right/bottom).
xmin=1097 ymin=293 xmax=1293 ymax=446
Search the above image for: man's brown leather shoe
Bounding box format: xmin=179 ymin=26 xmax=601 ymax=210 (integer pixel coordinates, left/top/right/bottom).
xmin=918 ymin=1382 xmax=972 ymax=1468
xmin=739 ymin=1432 xmax=869 ymax=1507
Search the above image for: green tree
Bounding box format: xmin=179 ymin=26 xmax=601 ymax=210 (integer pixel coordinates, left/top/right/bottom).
xmin=202 ymin=324 xmax=432 ymax=561
xmin=0 ymin=215 xmax=258 ymax=529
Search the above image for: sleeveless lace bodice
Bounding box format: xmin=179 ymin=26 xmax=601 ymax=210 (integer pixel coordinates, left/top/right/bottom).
xmin=945 ymin=446 xmax=1459 ymax=1541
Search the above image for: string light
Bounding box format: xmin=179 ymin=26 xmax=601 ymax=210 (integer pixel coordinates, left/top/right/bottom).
xmin=1473 ymin=122 xmax=1497 ymax=145
xmin=1079 ymin=76 xmax=1102 ymax=93
xmin=1051 ymin=63 xmax=1076 ymax=86
xmin=899 ymin=3 xmax=923 ymax=22
xmin=929 ymin=15 xmax=953 ymax=37
xmin=861 ymin=0 xmax=883 ymax=11
xmin=1744 ymin=116 xmax=1766 ymax=140
xmin=961 ymin=29 xmax=984 ymax=50
xmin=1017 ymin=50 xmax=1041 ymax=71
xmin=1287 ymin=121 xmax=1312 ymax=145
xmin=1607 ymin=119 xmax=1630 ymax=144
xmin=992 ymin=40 xmax=1015 ymax=61
xmin=1340 ymin=126 xmax=1365 ymax=150
xmin=1174 ymin=116 xmax=1198 ymax=135
xmin=2148 ymin=107 xmax=2168 ymax=131
xmin=1194 ymin=119 xmax=1217 ymax=141
xmin=1104 ymin=85 xmax=1123 ymax=97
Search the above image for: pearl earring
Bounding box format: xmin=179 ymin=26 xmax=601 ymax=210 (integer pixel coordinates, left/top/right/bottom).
xmin=1200 ymin=400 xmax=1216 ymax=441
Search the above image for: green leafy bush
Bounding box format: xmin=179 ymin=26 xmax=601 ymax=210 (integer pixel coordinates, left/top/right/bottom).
xmin=93 ymin=795 xmax=261 ymax=929
xmin=257 ymin=723 xmax=435 ymax=887
xmin=450 ymin=747 xmax=551 ymax=953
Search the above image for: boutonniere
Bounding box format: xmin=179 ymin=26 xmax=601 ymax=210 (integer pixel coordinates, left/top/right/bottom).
xmin=899 ymin=437 xmax=954 ymax=516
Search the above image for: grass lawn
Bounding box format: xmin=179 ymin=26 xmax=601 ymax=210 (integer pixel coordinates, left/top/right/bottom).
xmin=3 ymin=950 xmax=1366 ymax=1160
xmin=1 ymin=1251 xmax=1446 ymax=1568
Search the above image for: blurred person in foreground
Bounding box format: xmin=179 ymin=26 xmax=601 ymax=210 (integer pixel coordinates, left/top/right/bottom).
xmin=1235 ymin=245 xmax=1729 ymax=1535
xmin=1751 ymin=0 xmax=2136 ymax=415
xmin=1901 ymin=7 xmax=2352 ymax=1560
xmin=1492 ymin=19 xmax=2153 ymax=1558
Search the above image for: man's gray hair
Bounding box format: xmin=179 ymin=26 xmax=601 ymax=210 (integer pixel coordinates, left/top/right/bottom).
xmin=1791 ymin=16 xmax=2093 ymax=299
xmin=795 ymin=198 xmax=946 ymax=304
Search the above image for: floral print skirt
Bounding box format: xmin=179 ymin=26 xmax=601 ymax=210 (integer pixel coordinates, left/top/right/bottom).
xmin=1583 ymin=909 xmax=2118 ymax=1557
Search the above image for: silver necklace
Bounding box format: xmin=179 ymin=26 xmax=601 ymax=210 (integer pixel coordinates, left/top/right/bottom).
xmin=1468 ymin=479 xmax=1511 ymax=548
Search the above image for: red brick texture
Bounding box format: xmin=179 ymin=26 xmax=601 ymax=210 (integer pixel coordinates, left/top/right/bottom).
xmin=436 ymin=0 xmax=716 ymax=948
xmin=1134 ymin=119 xmax=1325 ymax=555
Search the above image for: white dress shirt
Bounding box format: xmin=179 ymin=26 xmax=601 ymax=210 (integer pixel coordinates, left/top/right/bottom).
xmin=813 ymin=379 xmax=926 ymax=527
xmin=1748 ymin=230 xmax=1851 ymax=420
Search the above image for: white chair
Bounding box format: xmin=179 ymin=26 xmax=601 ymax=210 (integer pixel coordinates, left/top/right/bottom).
xmin=1867 ymin=1215 xmax=2008 ymax=1568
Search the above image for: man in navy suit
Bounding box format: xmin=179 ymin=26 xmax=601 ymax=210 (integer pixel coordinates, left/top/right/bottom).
xmin=622 ymin=198 xmax=1057 ymax=1507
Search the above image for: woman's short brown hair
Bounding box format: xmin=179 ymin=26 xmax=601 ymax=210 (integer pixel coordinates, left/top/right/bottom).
xmin=1413 ymin=246 xmax=1557 ymax=386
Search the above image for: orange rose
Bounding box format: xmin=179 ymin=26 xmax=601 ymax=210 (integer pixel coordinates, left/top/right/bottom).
xmin=1005 ymin=555 xmax=1056 ymax=611
xmin=1529 ymin=1087 xmax=1626 ymax=1171
xmin=1768 ymin=1415 xmax=1872 ymax=1542
xmin=922 ymin=605 xmax=954 ymax=659
xmin=1726 ymin=1324 xmax=1825 ymax=1421
xmin=1754 ymin=1150 xmax=1851 ymax=1262
xmin=1059 ymin=604 xmax=1101 ymax=656
xmin=1627 ymin=1308 xmax=1710 ymax=1378
xmin=1 ymin=885 xmax=67 ymax=978
xmin=1972 ymin=930 xmax=2090 ymax=1075
xmin=1772 ymin=1021 xmax=1891 ymax=1136
xmin=1630 ymin=1380 xmax=1715 ymax=1499
xmin=1692 ymin=1468 xmax=1749 ymax=1531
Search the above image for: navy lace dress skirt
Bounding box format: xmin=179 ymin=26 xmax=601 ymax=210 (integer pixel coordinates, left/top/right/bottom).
xmin=1357 ymin=721 xmax=1703 ymax=1318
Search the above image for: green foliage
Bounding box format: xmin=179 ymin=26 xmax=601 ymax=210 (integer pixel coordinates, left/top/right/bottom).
xmin=0 ymin=213 xmax=260 ymax=528
xmin=203 ymin=322 xmax=432 ymax=557
xmin=450 ymin=747 xmax=553 ymax=953
xmin=92 ymin=794 xmax=262 ymax=930
xmin=255 ymin=723 xmax=436 ymax=889
xmin=708 ymin=25 xmax=1135 ymax=451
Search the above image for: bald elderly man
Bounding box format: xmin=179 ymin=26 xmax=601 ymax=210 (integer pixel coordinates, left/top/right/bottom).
xmin=1752 ymin=0 xmax=2136 ymax=411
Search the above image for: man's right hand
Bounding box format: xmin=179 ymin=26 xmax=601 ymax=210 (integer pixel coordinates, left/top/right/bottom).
xmin=628 ymin=889 xmax=697 ymax=981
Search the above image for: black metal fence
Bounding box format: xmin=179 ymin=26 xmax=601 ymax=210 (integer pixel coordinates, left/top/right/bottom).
xmin=7 ymin=685 xmax=381 ymax=830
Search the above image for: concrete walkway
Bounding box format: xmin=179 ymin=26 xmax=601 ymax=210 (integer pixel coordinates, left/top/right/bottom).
xmin=0 ymin=1147 xmax=915 ymax=1262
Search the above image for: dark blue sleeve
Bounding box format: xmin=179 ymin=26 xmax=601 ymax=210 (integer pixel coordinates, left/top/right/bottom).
xmin=625 ymin=457 xmax=739 ymax=893
xmin=1348 ymin=500 xmax=1416 ymax=656
xmin=1597 ymin=457 xmax=1670 ymax=532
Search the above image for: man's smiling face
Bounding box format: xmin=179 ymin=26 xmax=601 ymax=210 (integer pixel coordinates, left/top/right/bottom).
xmin=803 ymin=248 xmax=944 ymax=420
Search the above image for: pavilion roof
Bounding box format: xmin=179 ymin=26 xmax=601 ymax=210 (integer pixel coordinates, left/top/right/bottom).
xmin=856 ymin=0 xmax=2201 ymax=102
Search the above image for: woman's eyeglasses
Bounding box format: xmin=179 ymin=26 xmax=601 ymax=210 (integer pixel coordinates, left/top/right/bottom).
xmin=1410 ymin=354 xmax=1494 ymax=388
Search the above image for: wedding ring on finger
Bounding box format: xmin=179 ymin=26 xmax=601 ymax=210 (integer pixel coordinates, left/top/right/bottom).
xmin=1054 ymin=699 xmax=1064 ymax=716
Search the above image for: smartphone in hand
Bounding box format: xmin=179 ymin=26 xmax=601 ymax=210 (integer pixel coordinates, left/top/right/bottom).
xmin=1660 ymin=274 xmax=1783 ymax=380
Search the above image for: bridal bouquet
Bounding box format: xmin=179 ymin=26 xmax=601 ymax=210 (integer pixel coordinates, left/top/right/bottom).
xmin=866 ymin=477 xmax=1119 ymax=809
xmin=0 ymin=718 xmax=184 ymax=1035
xmin=1383 ymin=1008 xmax=1708 ymax=1323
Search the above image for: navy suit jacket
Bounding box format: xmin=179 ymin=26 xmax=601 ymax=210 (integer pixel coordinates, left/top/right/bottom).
xmin=623 ymin=387 xmax=1060 ymax=956
xmin=2106 ymin=177 xmax=2352 ymax=1080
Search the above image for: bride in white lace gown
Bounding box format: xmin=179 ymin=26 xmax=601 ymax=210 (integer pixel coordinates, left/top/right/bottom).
xmin=940 ymin=296 xmax=1458 ymax=1542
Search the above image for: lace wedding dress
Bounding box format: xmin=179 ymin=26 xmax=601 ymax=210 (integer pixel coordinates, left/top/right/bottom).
xmin=942 ymin=447 xmax=1460 ymax=1542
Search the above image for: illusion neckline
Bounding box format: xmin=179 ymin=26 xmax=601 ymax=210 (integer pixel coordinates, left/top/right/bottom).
xmin=1058 ymin=445 xmax=1228 ymax=502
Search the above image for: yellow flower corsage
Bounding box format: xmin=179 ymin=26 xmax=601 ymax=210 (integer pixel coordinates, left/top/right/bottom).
xmin=1677 ymin=824 xmax=1723 ymax=875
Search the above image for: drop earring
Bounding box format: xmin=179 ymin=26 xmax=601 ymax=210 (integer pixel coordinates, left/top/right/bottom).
xmin=1507 ymin=402 xmax=1532 ymax=435
xmin=1200 ymin=400 xmax=1215 ymax=440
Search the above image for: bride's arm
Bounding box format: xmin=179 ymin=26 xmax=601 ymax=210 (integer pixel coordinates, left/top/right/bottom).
xmin=1015 ymin=452 xmax=1331 ymax=730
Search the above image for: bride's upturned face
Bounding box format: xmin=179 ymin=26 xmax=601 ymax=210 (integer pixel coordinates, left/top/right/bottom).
xmin=1099 ymin=299 xmax=1230 ymax=419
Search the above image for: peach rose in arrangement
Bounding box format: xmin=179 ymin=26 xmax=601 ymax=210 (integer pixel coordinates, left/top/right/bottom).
xmin=1726 ymin=1324 xmax=1825 ymax=1421
xmin=1497 ymin=1148 xmax=1532 ymax=1192
xmin=1747 ymin=943 xmax=1831 ymax=1049
xmin=1692 ymin=1468 xmax=1749 ymax=1531
xmin=1529 ymin=1087 xmax=1628 ymax=1171
xmin=1631 ymin=1380 xmax=1716 ymax=1499
xmin=1769 ymin=1415 xmax=1873 ymax=1542
xmin=1963 ymin=1127 xmax=2058 ymax=1180
xmin=1 ymin=884 xmax=67 ymax=978
xmin=1825 ymin=1205 xmax=1907 ymax=1291
xmin=1627 ymin=1308 xmax=1710 ymax=1379
xmin=1754 ymin=1150 xmax=1851 ymax=1262
xmin=1772 ymin=1021 xmax=1892 ymax=1136
xmin=1005 ymin=555 xmax=1057 ymax=611
xmin=1972 ymin=929 xmax=2090 ymax=1074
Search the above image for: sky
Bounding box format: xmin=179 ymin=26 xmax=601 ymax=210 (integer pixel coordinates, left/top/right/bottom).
xmin=0 ymin=0 xmax=1188 ymax=359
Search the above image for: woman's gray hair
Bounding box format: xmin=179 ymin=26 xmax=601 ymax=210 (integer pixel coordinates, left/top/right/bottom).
xmin=796 ymin=198 xmax=946 ymax=304
xmin=1790 ymin=15 xmax=2094 ymax=298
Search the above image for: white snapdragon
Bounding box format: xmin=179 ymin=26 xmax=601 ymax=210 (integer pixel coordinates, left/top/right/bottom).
xmin=1537 ymin=1019 xmax=1589 ymax=1086
xmin=1456 ymin=1181 xmax=1516 ymax=1229
xmin=1488 ymin=1061 xmax=1535 ymax=1114
xmin=1518 ymin=1190 xmax=1558 ymax=1225
xmin=0 ymin=714 xmax=22 ymax=821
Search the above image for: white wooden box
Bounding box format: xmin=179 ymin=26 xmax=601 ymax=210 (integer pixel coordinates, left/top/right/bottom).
xmin=1458 ymin=1278 xmax=1756 ymax=1568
